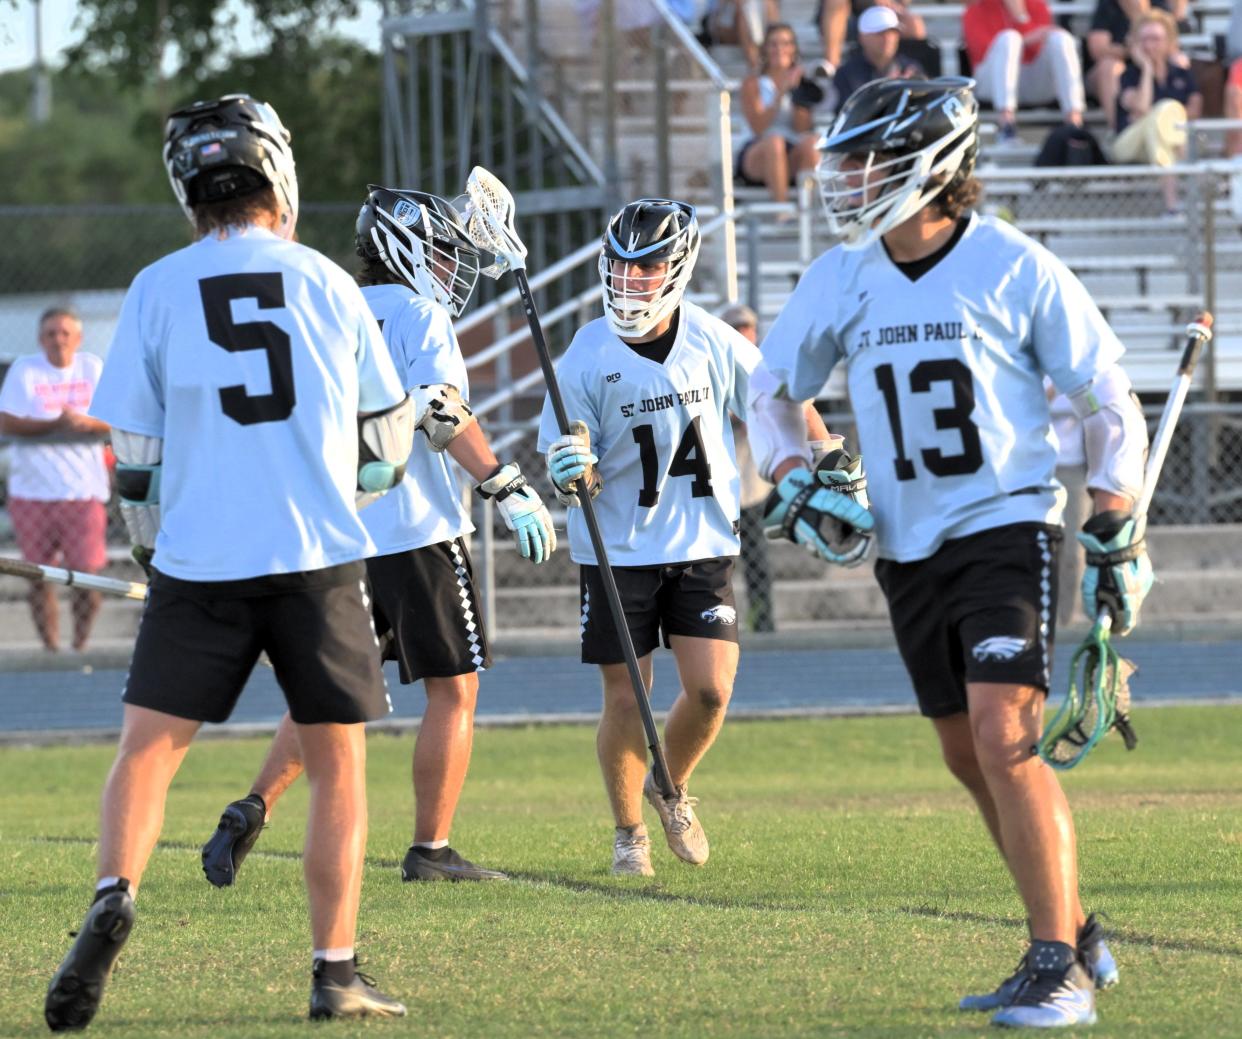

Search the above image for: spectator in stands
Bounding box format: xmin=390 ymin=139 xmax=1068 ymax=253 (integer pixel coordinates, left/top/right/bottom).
xmin=706 ymin=1 xmax=780 ymax=71
xmin=1112 ymin=9 xmax=1200 ymax=212
xmin=963 ymin=0 xmax=1087 ymax=146
xmin=1225 ymin=1 xmax=1242 ymax=156
xmin=834 ymin=6 xmax=925 ymax=104
xmin=1087 ymin=0 xmax=1189 ymax=132
xmin=818 ymin=0 xmax=925 ymax=75
xmin=736 ymin=23 xmax=821 ymax=204
xmin=0 ymin=308 xmax=110 ymax=652
xmin=720 ymin=303 xmax=776 ymax=632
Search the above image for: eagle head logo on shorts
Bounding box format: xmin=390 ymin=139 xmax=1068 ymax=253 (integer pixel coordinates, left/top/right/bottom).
xmin=700 ymin=605 xmax=737 ymax=626
xmin=971 ymin=636 xmax=1030 ymax=662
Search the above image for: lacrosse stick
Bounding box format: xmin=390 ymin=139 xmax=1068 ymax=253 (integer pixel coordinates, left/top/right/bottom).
xmin=0 ymin=557 xmax=304 ymax=668
xmin=461 ymin=166 xmax=677 ymax=801
xmin=0 ymin=557 xmax=147 ymax=600
xmin=1039 ymin=313 xmax=1213 ymax=769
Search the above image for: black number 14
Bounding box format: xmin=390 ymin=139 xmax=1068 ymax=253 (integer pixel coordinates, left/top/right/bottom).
xmin=632 ymin=417 xmax=713 ymax=507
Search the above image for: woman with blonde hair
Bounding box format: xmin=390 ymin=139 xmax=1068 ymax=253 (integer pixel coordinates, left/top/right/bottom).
xmin=1112 ymin=8 xmax=1201 ymax=213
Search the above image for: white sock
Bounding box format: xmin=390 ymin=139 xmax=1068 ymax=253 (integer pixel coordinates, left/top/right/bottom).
xmin=96 ymin=876 xmax=124 ymax=894
xmin=413 ymin=839 xmax=449 ymax=850
xmin=313 ymin=947 xmax=354 ymax=963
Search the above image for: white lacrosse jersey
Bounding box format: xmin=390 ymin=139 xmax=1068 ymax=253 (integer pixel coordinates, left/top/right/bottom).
xmin=90 ymin=225 xmax=406 ymax=581
xmin=761 ymin=213 xmax=1126 ymax=562
xmin=0 ymin=352 xmax=109 ymax=502
xmin=538 ymin=301 xmax=763 ymax=566
xmin=358 ymin=283 xmax=473 ymax=553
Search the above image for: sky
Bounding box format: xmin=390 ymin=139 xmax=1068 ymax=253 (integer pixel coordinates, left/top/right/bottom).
xmin=0 ymin=0 xmax=387 ymax=74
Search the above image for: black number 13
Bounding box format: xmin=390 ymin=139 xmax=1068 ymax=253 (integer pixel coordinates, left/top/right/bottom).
xmin=875 ymin=359 xmax=983 ymax=481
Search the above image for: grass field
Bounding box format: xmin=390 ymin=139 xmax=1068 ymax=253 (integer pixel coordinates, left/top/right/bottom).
xmin=2 ymin=707 xmax=1240 ymax=1038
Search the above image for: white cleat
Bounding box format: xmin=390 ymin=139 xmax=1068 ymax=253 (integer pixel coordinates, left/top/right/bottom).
xmin=643 ymin=771 xmax=709 ymax=865
xmin=612 ymin=825 xmax=655 ymax=876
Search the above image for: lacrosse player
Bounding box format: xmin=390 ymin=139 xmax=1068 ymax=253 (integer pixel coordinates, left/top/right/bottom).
xmin=200 ymin=185 xmax=555 ymax=887
xmin=44 ymin=96 xmax=409 ymax=1028
xmin=540 ymin=198 xmax=866 ymax=876
xmin=750 ymin=77 xmax=1151 ymax=1028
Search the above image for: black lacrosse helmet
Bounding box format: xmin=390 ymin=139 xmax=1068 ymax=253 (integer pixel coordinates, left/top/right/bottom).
xmin=598 ymin=198 xmax=700 ymax=337
xmin=817 ymin=76 xmax=979 ymax=248
xmin=355 ymin=185 xmax=482 ymax=317
xmin=163 ymin=94 xmax=298 ymax=235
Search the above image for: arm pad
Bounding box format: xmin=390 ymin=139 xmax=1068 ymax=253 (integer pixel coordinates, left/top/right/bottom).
xmin=112 ymin=429 xmax=163 ymax=550
xmin=413 ymin=383 xmax=476 ymax=452
xmin=1067 ymin=365 xmax=1147 ymax=502
xmin=358 ymin=395 xmax=416 ymax=504
xmin=746 ymin=366 xmax=812 ymax=482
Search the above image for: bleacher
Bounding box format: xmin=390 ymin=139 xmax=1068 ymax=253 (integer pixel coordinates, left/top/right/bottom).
xmin=493 ymin=0 xmax=1241 ymax=394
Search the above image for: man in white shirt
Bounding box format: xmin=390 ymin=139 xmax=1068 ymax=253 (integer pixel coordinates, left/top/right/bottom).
xmin=0 ymin=307 xmax=110 ymax=651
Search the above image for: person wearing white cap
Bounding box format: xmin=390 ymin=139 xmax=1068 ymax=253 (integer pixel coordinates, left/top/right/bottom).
xmin=834 ymin=6 xmax=925 ymax=104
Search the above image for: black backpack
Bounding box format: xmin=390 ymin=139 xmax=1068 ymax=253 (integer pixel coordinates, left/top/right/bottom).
xmin=1034 ymin=124 xmax=1109 ymax=167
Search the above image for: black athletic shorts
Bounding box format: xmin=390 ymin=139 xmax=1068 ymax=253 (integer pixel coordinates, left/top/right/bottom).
xmin=123 ymin=561 xmax=391 ymax=725
xmin=367 ymin=538 xmax=491 ymax=684
xmin=579 ymin=557 xmax=738 ymax=665
xmin=873 ymin=523 xmax=1062 ymax=719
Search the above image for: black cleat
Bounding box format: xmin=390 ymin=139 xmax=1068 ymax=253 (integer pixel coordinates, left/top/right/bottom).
xmin=201 ymin=796 xmax=265 ymax=888
xmin=309 ymin=962 xmax=406 ymax=1020
xmin=400 ymin=844 xmax=508 ymax=882
xmin=45 ymin=887 xmax=135 ymax=1032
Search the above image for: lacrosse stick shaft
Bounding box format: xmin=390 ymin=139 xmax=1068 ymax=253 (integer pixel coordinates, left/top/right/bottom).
xmin=1133 ymin=317 xmax=1212 ymax=521
xmin=0 ymin=557 xmax=147 ymax=601
xmin=1090 ymin=316 xmax=1212 ymax=632
xmin=514 ymin=268 xmax=677 ymax=800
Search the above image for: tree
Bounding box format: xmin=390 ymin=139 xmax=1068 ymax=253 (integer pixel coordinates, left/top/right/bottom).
xmin=66 ymin=0 xmax=364 ymax=89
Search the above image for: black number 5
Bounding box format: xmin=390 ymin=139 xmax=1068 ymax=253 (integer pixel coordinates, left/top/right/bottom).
xmin=199 ymin=273 xmax=296 ymax=425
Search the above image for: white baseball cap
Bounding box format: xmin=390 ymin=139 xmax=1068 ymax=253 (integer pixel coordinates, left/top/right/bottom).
xmin=858 ymin=6 xmax=900 ymax=34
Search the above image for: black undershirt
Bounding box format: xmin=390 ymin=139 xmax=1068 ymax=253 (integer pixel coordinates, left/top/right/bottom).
xmin=624 ymin=307 xmax=680 ymax=365
xmin=884 ymin=216 xmax=971 ymax=282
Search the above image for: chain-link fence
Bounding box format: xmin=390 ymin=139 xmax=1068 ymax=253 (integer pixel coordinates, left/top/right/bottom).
xmin=3 ymin=166 xmax=1242 ymax=651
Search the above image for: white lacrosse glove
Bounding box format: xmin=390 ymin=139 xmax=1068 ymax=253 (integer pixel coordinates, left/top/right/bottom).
xmin=546 ymin=420 xmax=602 ymax=507
xmin=477 ymin=463 xmax=557 ymax=564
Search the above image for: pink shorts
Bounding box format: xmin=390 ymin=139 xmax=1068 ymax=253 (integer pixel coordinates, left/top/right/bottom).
xmin=9 ymin=498 xmax=108 ymax=573
xmin=1230 ymin=58 xmax=1242 ymax=91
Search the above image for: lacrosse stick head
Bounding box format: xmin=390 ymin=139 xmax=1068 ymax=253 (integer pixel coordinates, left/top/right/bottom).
xmin=461 ymin=166 xmax=527 ymax=278
xmin=1038 ymin=622 xmax=1137 ymax=769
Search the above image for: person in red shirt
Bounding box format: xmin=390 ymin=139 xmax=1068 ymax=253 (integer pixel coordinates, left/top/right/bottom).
xmin=963 ymin=0 xmax=1086 ymax=144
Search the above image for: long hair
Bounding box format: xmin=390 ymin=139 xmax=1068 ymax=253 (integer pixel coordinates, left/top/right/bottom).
xmin=192 ymin=185 xmax=280 ymax=238
xmin=759 ymin=23 xmax=799 ymax=76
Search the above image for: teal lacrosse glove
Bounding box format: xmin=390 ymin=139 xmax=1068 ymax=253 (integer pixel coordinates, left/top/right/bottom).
xmin=545 ymin=420 xmax=601 ymax=507
xmin=1078 ymin=509 xmax=1154 ymax=636
xmin=763 ymin=466 xmax=875 ymax=566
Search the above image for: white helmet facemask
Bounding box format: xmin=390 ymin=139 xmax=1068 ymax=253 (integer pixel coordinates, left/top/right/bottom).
xmin=816 ymin=78 xmax=979 ymax=251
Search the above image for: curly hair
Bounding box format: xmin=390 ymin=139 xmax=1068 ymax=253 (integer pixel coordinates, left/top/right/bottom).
xmin=934 ymin=175 xmax=982 ymax=219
